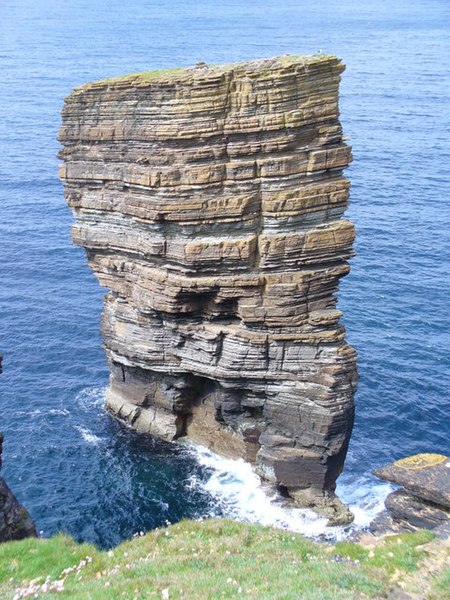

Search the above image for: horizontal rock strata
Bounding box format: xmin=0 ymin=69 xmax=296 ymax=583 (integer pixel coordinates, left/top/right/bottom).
xmin=372 ymin=453 xmax=450 ymax=537
xmin=59 ymin=55 xmax=357 ymax=524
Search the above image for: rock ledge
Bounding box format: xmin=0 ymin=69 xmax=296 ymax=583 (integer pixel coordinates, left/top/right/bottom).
xmin=373 ymin=453 xmax=450 ymax=536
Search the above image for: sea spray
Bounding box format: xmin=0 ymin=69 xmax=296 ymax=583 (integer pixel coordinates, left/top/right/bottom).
xmin=187 ymin=443 xmax=391 ymax=539
xmin=72 ymin=388 xmax=390 ymax=540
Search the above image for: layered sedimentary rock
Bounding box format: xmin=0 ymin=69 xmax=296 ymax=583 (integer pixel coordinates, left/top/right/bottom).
xmin=372 ymin=454 xmax=450 ymax=537
xmin=59 ymin=55 xmax=357 ymax=524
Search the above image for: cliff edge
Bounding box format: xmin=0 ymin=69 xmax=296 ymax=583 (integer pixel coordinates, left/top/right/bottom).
xmin=59 ymin=55 xmax=357 ymax=524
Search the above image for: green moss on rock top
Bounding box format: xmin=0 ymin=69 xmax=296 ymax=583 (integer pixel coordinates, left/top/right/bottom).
xmin=75 ymin=54 xmax=341 ymax=92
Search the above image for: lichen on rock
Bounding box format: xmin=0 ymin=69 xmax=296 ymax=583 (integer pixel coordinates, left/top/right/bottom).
xmin=59 ymin=55 xmax=357 ymax=524
xmin=372 ymin=453 xmax=450 ymax=536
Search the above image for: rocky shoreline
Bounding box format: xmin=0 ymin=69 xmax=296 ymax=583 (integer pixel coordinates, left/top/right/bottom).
xmin=371 ymin=453 xmax=450 ymax=540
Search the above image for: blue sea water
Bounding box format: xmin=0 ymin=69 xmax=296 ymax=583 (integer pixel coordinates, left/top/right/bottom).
xmin=0 ymin=0 xmax=449 ymax=548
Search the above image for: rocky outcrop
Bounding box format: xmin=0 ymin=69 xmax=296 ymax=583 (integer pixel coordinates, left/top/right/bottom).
xmin=372 ymin=454 xmax=450 ymax=537
xmin=0 ymin=356 xmax=36 ymax=542
xmin=0 ymin=432 xmax=37 ymax=542
xmin=59 ymin=55 xmax=357 ymax=524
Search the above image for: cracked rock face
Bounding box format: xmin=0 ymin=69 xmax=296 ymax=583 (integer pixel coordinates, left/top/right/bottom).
xmin=372 ymin=454 xmax=450 ymax=536
xmin=59 ymin=55 xmax=357 ymax=524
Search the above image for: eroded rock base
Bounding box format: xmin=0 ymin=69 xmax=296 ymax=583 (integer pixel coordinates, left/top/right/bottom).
xmin=59 ymin=55 xmax=358 ymax=524
xmin=105 ymin=361 xmax=354 ymax=524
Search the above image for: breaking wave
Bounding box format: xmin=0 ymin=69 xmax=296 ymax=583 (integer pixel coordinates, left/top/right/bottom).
xmin=74 ymin=425 xmax=105 ymax=446
xmin=187 ymin=444 xmax=390 ymax=539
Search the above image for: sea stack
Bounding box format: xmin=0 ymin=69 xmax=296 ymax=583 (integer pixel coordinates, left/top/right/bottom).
xmin=59 ymin=55 xmax=357 ymax=524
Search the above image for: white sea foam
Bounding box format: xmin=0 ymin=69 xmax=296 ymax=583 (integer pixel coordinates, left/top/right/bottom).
xmin=48 ymin=408 xmax=70 ymax=416
xmin=15 ymin=408 xmax=69 ymax=418
xmin=75 ymin=387 xmax=106 ymax=412
xmin=28 ymin=409 xmax=43 ymax=417
xmin=14 ymin=408 xmax=43 ymax=418
xmin=71 ymin=387 xmax=390 ymax=537
xmin=189 ymin=444 xmax=390 ymax=540
xmin=75 ymin=426 xmax=104 ymax=446
xmin=337 ymin=477 xmax=393 ymax=530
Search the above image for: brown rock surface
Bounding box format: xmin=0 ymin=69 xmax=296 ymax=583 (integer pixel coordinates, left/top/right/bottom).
xmin=370 ymin=489 xmax=450 ymax=536
xmin=374 ymin=453 xmax=450 ymax=509
xmin=385 ymin=489 xmax=450 ymax=529
xmin=372 ymin=454 xmax=450 ymax=537
xmin=59 ymin=55 xmax=357 ymax=524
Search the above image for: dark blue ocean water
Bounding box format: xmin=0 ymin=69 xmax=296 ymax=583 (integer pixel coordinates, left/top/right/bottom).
xmin=1 ymin=0 xmax=449 ymax=548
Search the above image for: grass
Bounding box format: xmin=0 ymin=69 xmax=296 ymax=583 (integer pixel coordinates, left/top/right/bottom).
xmin=430 ymin=568 xmax=450 ymax=599
xmin=0 ymin=519 xmax=447 ymax=599
xmin=76 ymin=53 xmax=340 ymax=90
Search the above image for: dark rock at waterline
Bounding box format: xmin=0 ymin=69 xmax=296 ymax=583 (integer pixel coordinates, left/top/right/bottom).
xmin=0 ymin=432 xmax=37 ymax=542
xmin=374 ymin=453 xmax=450 ymax=509
xmin=385 ymin=489 xmax=450 ymax=530
xmin=58 ymin=55 xmax=357 ymax=525
xmin=370 ymin=489 xmax=450 ymax=535
xmin=372 ymin=454 xmax=450 ymax=537
xmin=0 ymin=478 xmax=37 ymax=543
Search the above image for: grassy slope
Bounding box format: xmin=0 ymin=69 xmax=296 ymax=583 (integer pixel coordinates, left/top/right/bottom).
xmin=0 ymin=519 xmax=448 ymax=599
